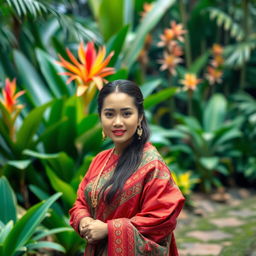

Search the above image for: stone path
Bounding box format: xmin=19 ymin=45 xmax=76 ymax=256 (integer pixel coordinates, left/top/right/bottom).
xmin=176 ymin=189 xmax=256 ymax=256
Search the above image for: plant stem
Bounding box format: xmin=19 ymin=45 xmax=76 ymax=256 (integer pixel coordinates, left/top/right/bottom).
xmin=179 ymin=0 xmax=192 ymax=68
xmin=188 ymin=90 xmax=193 ymax=116
xmin=240 ymin=0 xmax=249 ymax=90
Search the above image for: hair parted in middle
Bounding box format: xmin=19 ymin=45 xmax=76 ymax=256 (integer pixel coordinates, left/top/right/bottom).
xmin=97 ymin=79 xmax=150 ymax=203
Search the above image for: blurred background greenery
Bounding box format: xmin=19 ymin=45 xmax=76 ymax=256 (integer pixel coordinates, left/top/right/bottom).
xmin=0 ymin=0 xmax=255 ymax=255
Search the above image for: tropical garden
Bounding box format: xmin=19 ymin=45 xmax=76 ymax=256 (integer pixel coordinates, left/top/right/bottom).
xmin=0 ymin=0 xmax=255 ymax=255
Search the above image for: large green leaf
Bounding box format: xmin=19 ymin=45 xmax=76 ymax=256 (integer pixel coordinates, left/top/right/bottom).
xmin=122 ymin=0 xmax=176 ymax=70
xmin=144 ymin=87 xmax=177 ymax=109
xmin=26 ymin=241 xmax=66 ymax=253
xmin=57 ymin=97 xmax=77 ymax=156
xmin=199 ymin=157 xmax=219 ymax=171
xmin=107 ymin=25 xmax=129 ymax=67
xmin=188 ymin=50 xmax=211 ymax=74
xmin=76 ymin=122 xmax=102 ymax=154
xmin=3 ymin=192 xmax=61 ymax=256
xmin=98 ymin=0 xmax=124 ymax=40
xmin=16 ymin=102 xmax=51 ymax=151
xmin=0 ymin=177 xmax=17 ymax=224
xmin=0 ymin=221 xmax=14 ymax=244
xmin=46 ymin=167 xmax=76 ymax=208
xmin=46 ymin=152 xmax=75 ymax=182
xmin=7 ymin=159 xmax=32 ymax=170
xmin=13 ymin=50 xmax=52 ymax=106
xmin=36 ymin=48 xmax=70 ymax=97
xmin=203 ymin=94 xmax=227 ymax=132
xmin=140 ymin=79 xmax=163 ymax=98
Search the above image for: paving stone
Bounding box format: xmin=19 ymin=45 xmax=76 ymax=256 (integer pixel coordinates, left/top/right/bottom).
xmin=180 ymin=243 xmax=222 ymax=255
xmin=228 ymin=209 xmax=256 ymax=218
xmin=210 ymin=217 xmax=244 ymax=227
xmin=186 ymin=230 xmax=232 ymax=241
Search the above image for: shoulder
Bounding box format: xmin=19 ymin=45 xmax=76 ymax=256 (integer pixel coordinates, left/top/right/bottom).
xmin=137 ymin=143 xmax=171 ymax=180
xmin=140 ymin=142 xmax=166 ymax=167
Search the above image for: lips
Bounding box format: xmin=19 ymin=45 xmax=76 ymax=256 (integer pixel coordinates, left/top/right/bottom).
xmin=112 ymin=130 xmax=126 ymax=136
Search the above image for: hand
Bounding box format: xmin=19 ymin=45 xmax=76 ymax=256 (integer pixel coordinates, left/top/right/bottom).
xmin=83 ymin=219 xmax=108 ymax=244
xmin=79 ymin=217 xmax=94 ymax=237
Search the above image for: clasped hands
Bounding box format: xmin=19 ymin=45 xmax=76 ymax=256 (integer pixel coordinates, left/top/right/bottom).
xmin=79 ymin=217 xmax=108 ymax=244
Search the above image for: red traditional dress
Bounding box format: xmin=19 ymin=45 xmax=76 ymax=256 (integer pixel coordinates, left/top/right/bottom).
xmin=70 ymin=142 xmax=185 ymax=255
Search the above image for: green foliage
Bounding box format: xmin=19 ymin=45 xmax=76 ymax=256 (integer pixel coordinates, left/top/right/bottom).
xmin=168 ymin=94 xmax=241 ymax=191
xmin=1 ymin=0 xmax=256 ymax=254
xmin=0 ymin=176 xmax=68 ymax=256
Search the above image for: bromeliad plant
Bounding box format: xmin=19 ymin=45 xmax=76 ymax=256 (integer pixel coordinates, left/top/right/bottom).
xmin=56 ymin=41 xmax=115 ymax=112
xmin=0 ymin=78 xmax=25 ymax=140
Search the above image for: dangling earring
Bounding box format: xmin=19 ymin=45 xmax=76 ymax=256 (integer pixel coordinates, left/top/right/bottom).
xmin=102 ymin=130 xmax=107 ymax=140
xmin=137 ymin=125 xmax=143 ymax=140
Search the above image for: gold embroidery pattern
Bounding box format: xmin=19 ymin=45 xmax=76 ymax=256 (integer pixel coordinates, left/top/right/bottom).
xmin=111 ymin=219 xmax=135 ymax=255
xmin=113 ymin=219 xmax=124 ymax=254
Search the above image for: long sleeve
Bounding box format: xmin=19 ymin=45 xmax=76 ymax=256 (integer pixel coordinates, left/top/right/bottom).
xmin=69 ymin=174 xmax=92 ymax=234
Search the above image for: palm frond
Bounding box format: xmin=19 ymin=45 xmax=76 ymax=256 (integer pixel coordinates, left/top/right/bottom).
xmin=0 ymin=26 xmax=17 ymax=49
xmin=57 ymin=15 xmax=103 ymax=44
xmin=5 ymin=0 xmax=102 ymax=44
xmin=206 ymin=7 xmax=244 ymax=41
xmin=6 ymin=0 xmax=48 ymax=17
xmin=224 ymin=39 xmax=256 ymax=67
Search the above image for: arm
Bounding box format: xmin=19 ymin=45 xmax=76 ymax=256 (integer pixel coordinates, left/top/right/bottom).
xmin=69 ymin=175 xmax=92 ymax=234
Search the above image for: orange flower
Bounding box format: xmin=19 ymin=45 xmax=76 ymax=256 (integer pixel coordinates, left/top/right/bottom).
xmin=168 ymin=41 xmax=183 ymax=57
xmin=170 ymin=21 xmax=186 ymax=42
xmin=1 ymin=78 xmax=25 ymax=114
xmin=157 ymin=28 xmax=175 ymax=47
xmin=158 ymin=51 xmax=183 ymax=75
xmin=205 ymin=67 xmax=223 ymax=85
xmin=211 ymin=55 xmax=224 ymax=68
xmin=56 ymin=42 xmax=115 ymax=96
xmin=180 ymin=73 xmax=201 ymax=91
xmin=212 ymin=44 xmax=223 ymax=56
xmin=158 ymin=21 xmax=186 ymax=47
xmin=140 ymin=3 xmax=154 ymax=18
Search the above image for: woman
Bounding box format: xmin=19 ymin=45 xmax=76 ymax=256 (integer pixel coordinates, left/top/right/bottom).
xmin=70 ymin=80 xmax=185 ymax=255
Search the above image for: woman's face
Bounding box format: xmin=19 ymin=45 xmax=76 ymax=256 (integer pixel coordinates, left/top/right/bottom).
xmin=101 ymin=92 xmax=142 ymax=153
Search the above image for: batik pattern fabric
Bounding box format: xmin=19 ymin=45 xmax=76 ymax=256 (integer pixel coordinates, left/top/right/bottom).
xmin=69 ymin=142 xmax=185 ymax=255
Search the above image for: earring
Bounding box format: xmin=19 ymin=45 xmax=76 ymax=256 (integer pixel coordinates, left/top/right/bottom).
xmin=102 ymin=130 xmax=106 ymax=140
xmin=137 ymin=125 xmax=143 ymax=140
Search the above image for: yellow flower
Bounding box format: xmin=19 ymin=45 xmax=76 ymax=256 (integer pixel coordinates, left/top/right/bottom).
xmin=56 ymin=42 xmax=115 ymax=96
xmin=0 ymin=78 xmax=25 ymax=114
xmin=180 ymin=73 xmax=201 ymax=91
xmin=172 ymin=171 xmax=200 ymax=196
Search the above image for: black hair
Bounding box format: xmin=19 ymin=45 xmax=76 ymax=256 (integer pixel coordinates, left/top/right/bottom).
xmin=98 ymin=79 xmax=150 ymax=204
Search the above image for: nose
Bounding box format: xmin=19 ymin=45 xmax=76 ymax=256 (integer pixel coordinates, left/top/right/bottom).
xmin=113 ymin=115 xmax=123 ymax=127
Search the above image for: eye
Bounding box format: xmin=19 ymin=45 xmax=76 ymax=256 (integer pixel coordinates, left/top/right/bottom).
xmin=104 ymin=112 xmax=113 ymax=118
xmin=123 ymin=111 xmax=132 ymax=117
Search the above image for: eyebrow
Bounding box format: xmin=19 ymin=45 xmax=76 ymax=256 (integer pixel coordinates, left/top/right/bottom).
xmin=103 ymin=107 xmax=133 ymax=111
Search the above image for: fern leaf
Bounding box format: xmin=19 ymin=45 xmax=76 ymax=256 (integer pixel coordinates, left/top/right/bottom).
xmin=206 ymin=7 xmax=244 ymax=41
xmin=224 ymin=40 xmax=256 ymax=67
